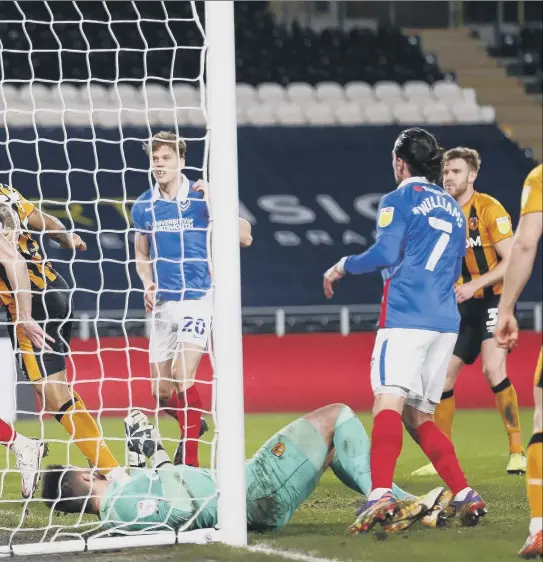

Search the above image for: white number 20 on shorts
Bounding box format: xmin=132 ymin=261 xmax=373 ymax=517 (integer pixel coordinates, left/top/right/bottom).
xmin=182 ymin=316 xmax=207 ymax=337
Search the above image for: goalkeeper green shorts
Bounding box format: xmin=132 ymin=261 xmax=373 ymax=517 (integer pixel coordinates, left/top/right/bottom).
xmin=245 ymin=417 xmax=328 ymax=531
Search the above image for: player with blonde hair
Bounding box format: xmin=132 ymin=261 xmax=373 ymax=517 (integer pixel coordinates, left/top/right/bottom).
xmin=412 ymin=147 xmax=525 ymax=477
xmin=132 ymin=131 xmax=252 ymax=467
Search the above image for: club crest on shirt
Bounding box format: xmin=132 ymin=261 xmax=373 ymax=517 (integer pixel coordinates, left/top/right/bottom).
xmin=178 ymin=200 xmax=191 ymax=212
xmin=378 ymin=207 xmax=394 ymax=228
xmin=271 ymin=442 xmax=286 ymax=457
xmin=496 ymin=216 xmax=511 ymax=235
xmin=469 ymin=217 xmax=479 ymax=231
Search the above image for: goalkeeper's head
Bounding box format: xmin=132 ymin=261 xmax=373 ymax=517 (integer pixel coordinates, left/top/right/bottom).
xmin=392 ymin=127 xmax=444 ymax=186
xmin=41 ymin=464 xmax=108 ymax=516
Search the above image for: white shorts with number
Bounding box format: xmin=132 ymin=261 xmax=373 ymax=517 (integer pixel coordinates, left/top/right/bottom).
xmin=370 ymin=328 xmax=458 ymax=414
xmin=149 ymin=291 xmax=213 ymax=364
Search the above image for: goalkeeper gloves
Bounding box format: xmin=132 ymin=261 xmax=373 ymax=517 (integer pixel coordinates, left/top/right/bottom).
xmin=124 ymin=410 xmax=170 ymax=468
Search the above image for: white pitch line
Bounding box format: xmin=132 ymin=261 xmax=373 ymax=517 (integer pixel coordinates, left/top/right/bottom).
xmin=247 ymin=544 xmax=340 ymax=562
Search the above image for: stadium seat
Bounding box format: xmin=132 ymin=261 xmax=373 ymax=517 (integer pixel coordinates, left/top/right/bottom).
xmin=344 ymin=82 xmax=374 ymax=103
xmin=62 ymin=109 xmax=93 ymax=128
xmin=236 ymin=83 xmax=257 ymax=104
xmin=461 ymin=88 xmax=478 ymax=106
xmin=315 ymin=82 xmax=344 ymax=103
xmin=143 ymin=84 xmax=170 ymax=108
xmin=2 ymin=84 xmax=20 ymax=104
xmin=403 ymin=80 xmax=432 ymax=103
xmin=286 ymin=82 xmax=316 ymax=104
xmin=275 ymin=103 xmax=306 ymax=126
xmin=172 ymin=83 xmax=198 ymax=108
xmin=392 ymin=102 xmax=423 ymax=124
xmin=335 ymin=103 xmax=365 ymax=125
xmin=304 ymin=103 xmax=335 ymax=125
xmin=374 ymin=81 xmax=404 ymax=103
xmin=479 ymin=106 xmax=496 ymax=123
xmin=188 ymin=109 xmax=207 ymax=127
xmin=422 ymin=102 xmax=454 ymax=124
xmin=363 ymin=102 xmax=393 ymax=124
xmin=88 ymin=84 xmax=110 ymax=110
xmin=4 ymin=106 xmax=34 ymax=127
xmin=246 ymin=104 xmax=276 ymax=126
xmin=433 ymin=81 xmax=463 ymax=103
xmin=257 ymin=83 xmax=287 ymax=106
xmin=236 ymin=105 xmax=249 ymax=126
xmin=451 ymin=104 xmax=482 ymax=123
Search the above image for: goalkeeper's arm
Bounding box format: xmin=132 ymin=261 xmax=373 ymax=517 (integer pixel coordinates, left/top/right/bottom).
xmin=125 ymin=411 xmax=194 ymax=513
xmin=26 ymin=208 xmax=87 ymax=251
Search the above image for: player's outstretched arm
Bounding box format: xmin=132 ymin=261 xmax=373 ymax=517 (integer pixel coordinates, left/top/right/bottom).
xmin=192 ymin=179 xmax=253 ymax=247
xmin=496 ymin=211 xmax=542 ymax=349
xmin=0 ymin=234 xmax=53 ymax=350
xmin=27 ymin=208 xmax=86 ymax=251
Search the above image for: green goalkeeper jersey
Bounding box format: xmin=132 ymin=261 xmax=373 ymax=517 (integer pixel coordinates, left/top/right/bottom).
xmin=100 ymin=464 xmax=218 ymax=532
xmin=99 ymin=417 xmax=364 ymax=532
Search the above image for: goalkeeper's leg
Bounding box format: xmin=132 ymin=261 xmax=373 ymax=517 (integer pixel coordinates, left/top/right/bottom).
xmin=34 ymin=372 xmax=119 ymax=473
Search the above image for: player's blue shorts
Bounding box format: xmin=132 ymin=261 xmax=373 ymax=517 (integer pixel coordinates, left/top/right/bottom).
xmin=244 ymin=418 xmax=328 ymax=531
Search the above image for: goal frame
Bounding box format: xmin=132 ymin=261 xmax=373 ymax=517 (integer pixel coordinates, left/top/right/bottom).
xmin=0 ymin=0 xmax=247 ymax=555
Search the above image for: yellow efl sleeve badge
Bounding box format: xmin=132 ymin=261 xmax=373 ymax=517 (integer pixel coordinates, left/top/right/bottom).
xmin=271 ymin=442 xmax=286 ymax=457
xmin=496 ymin=216 xmax=511 ymax=235
xmin=378 ymin=207 xmax=394 ymax=228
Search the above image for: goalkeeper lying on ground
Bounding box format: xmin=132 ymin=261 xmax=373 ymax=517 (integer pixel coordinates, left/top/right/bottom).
xmin=41 ymin=403 xmax=430 ymax=533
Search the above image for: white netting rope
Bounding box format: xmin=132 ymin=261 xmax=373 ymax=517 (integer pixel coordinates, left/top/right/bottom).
xmin=0 ymin=0 xmax=218 ymax=551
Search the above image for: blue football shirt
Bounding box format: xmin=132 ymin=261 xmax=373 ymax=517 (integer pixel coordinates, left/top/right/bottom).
xmin=343 ymin=176 xmax=466 ymax=333
xmin=131 ymin=175 xmax=211 ymax=301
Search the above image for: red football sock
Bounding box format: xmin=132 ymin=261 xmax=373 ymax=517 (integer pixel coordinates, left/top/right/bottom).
xmin=370 ymin=410 xmax=403 ymax=491
xmin=163 ymin=392 xmax=179 ymax=420
xmin=0 ymin=418 xmax=16 ymax=446
xmin=177 ymin=385 xmax=202 ymax=467
xmin=417 ymin=421 xmax=469 ymax=495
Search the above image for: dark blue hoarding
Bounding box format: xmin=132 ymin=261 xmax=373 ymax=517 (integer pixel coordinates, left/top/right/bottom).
xmin=0 ymin=125 xmax=539 ymax=312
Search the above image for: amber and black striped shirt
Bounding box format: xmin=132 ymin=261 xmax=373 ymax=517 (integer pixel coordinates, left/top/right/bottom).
xmin=0 ymin=185 xmax=57 ymax=315
xmin=457 ymin=191 xmax=513 ymax=299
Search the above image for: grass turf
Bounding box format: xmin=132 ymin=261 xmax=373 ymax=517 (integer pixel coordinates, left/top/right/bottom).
xmin=0 ymin=408 xmax=535 ymax=561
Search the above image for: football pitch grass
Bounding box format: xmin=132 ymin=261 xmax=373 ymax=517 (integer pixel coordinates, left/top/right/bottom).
xmin=0 ymin=408 xmax=535 ymax=561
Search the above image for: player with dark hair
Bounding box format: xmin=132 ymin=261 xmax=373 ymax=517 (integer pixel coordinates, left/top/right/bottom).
xmin=495 ymin=163 xmax=543 ymax=559
xmin=41 ymin=404 xmax=449 ymax=534
xmin=0 ymin=187 xmax=120 ymax=479
xmin=132 ymin=131 xmax=252 ymax=468
xmin=413 ymin=147 xmax=524 ymax=478
xmin=323 ymin=128 xmax=486 ymax=533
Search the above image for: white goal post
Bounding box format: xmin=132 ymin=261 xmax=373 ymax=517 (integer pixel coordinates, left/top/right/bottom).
xmin=206 ymin=0 xmax=248 ymax=549
xmin=0 ymin=0 xmax=246 ymax=555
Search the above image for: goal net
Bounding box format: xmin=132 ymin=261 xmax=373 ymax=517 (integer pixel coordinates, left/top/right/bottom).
xmin=0 ymin=0 xmax=246 ymax=555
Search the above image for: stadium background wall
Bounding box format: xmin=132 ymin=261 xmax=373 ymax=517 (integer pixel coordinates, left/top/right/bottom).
xmin=53 ymin=332 xmax=542 ymax=415
xmin=1 ymin=124 xmax=540 ymax=309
